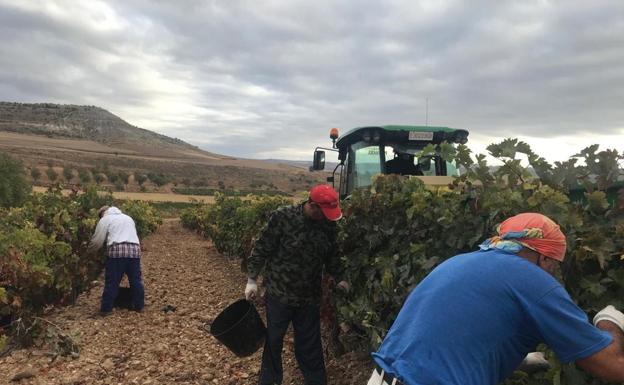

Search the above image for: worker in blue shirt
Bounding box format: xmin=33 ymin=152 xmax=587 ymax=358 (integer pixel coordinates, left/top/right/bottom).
xmin=368 ymin=213 xmax=624 ymax=385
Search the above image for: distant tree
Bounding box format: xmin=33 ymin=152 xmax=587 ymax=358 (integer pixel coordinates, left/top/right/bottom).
xmin=93 ymin=173 xmax=105 ymax=185
xmin=181 ymin=178 xmax=192 ymax=186
xmin=107 ymin=172 xmax=119 ymax=184
xmin=147 ymin=172 xmax=169 ymax=187
xmin=218 ymin=180 xmax=225 ymax=190
xmin=118 ymin=171 xmax=130 ymax=185
xmin=46 ymin=167 xmax=58 ymax=182
xmin=92 ymin=162 xmax=110 ymax=176
xmin=100 ymin=162 xmax=110 ymax=174
xmin=46 ymin=160 xmax=54 ymax=168
xmin=78 ymin=168 xmax=91 ymax=184
xmin=0 ymin=153 xmax=30 ymax=208
xmin=134 ymin=172 xmax=147 ymax=186
xmin=193 ymin=178 xmax=207 ymax=187
xmin=63 ymin=166 xmax=73 ymax=181
xmin=114 ymin=181 xmax=125 ymax=191
xmin=30 ymin=167 xmax=42 ymax=182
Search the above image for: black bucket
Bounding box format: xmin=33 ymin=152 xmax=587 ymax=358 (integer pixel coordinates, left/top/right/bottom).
xmin=114 ymin=287 xmax=133 ymax=309
xmin=209 ymin=299 xmax=266 ymax=357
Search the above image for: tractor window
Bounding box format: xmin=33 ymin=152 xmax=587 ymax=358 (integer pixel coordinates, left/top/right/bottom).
xmin=416 ymin=155 xmax=460 ymax=177
xmin=350 ymin=143 xmax=383 ymax=189
xmin=446 ymin=161 xmax=459 ymax=177
xmin=419 ymin=157 xmax=436 ymax=176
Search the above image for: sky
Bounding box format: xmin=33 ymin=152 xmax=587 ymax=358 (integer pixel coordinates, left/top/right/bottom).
xmin=0 ymin=0 xmax=623 ymax=162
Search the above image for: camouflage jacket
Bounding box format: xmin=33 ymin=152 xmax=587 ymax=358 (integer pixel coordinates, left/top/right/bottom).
xmin=247 ymin=203 xmax=342 ymax=306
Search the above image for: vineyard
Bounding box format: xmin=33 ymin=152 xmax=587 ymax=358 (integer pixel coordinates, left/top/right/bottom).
xmin=1 ymin=139 xmax=623 ymax=384
xmin=181 ymin=193 xmax=292 ymax=262
xmin=0 ymin=158 xmax=162 ymax=355
xmin=181 ymin=139 xmax=624 ymax=385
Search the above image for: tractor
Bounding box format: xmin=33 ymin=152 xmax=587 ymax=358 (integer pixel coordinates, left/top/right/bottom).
xmin=310 ymin=125 xmax=469 ymax=199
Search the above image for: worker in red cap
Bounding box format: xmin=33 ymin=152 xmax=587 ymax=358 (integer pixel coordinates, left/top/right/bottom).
xmin=246 ymin=184 xmax=348 ymax=385
xmin=368 ymin=213 xmax=624 ymax=385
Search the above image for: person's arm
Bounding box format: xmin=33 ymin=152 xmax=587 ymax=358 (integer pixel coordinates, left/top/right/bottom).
xmin=323 ymin=223 xmax=350 ymax=290
xmin=247 ymin=211 xmax=282 ymax=279
xmin=525 ymin=286 xmax=614 ymax=369
xmin=87 ymin=218 xmax=108 ymax=254
xmin=323 ymin=224 xmax=342 ymax=279
xmin=575 ymin=307 xmax=624 ymax=382
xmin=245 ymin=211 xmax=282 ymax=300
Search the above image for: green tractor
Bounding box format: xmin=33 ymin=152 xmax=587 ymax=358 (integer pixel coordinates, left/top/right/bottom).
xmin=310 ymin=125 xmax=469 ymax=198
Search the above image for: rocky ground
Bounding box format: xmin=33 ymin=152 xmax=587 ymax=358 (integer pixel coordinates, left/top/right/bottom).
xmin=0 ymin=219 xmax=371 ymax=385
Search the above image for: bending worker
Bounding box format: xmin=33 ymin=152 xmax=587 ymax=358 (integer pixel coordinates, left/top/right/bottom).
xmin=368 ymin=212 xmax=624 ymax=385
xmin=88 ymin=206 xmax=144 ymax=315
xmin=245 ymin=184 xmax=348 ymax=385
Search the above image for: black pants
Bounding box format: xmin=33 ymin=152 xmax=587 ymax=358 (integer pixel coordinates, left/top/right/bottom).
xmin=259 ymin=295 xmax=326 ymax=385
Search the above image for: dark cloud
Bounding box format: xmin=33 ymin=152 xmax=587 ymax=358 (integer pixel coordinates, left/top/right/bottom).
xmin=0 ymin=0 xmax=622 ymax=160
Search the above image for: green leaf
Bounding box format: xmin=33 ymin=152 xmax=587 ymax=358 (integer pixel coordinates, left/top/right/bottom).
xmin=454 ymin=144 xmax=474 ymax=168
xmin=420 ymin=143 xmax=437 ymax=157
xmin=580 ymin=278 xmax=606 ymax=297
xmin=0 ymin=335 xmax=7 ymax=351
xmin=585 ymin=191 xmax=609 ymax=213
xmin=438 ymin=142 xmax=457 ymax=163
xmin=487 ymin=138 xmax=520 ymax=159
xmin=0 ymin=287 xmax=7 ymax=304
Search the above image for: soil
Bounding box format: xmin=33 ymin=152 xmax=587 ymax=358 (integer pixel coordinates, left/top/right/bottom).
xmin=0 ymin=219 xmax=372 ymax=385
xmin=32 ymin=186 xmax=217 ymax=204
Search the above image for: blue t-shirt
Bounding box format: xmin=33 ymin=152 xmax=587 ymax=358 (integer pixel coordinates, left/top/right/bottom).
xmin=372 ymin=249 xmax=612 ymax=385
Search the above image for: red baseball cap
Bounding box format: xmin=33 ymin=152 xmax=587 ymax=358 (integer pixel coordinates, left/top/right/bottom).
xmin=309 ymin=184 xmax=342 ymax=221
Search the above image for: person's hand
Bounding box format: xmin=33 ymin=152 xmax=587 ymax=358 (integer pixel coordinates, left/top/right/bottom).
xmin=337 ymin=280 xmax=350 ymax=292
xmin=245 ymin=278 xmax=258 ymax=301
xmin=593 ymin=305 xmax=624 ymax=332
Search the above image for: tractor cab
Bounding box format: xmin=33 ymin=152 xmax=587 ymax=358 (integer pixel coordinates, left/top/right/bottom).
xmin=310 ymin=125 xmax=469 ymax=199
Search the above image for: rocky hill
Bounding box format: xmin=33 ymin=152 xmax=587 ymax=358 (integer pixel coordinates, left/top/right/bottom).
xmin=0 ymin=102 xmax=225 ymax=158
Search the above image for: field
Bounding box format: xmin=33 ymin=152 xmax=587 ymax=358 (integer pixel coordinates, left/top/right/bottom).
xmin=177 ymin=141 xmax=624 ymax=385
xmin=3 ymin=109 xmax=623 ymax=385
xmin=0 ymin=219 xmax=370 ymax=385
xmin=1 ymin=131 xmax=326 ymax=195
xmin=32 ymin=186 xmax=216 ymax=203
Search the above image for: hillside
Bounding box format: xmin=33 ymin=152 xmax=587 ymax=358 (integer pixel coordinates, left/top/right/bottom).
xmin=0 ymin=102 xmax=227 ymax=159
xmin=0 ymin=102 xmax=327 ymax=194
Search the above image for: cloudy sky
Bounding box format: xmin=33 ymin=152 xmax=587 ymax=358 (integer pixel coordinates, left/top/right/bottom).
xmin=1 ymin=0 xmax=623 ymax=162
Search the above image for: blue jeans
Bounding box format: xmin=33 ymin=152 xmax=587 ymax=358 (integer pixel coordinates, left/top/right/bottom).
xmin=259 ymin=295 xmax=326 ymax=385
xmin=100 ymin=258 xmax=144 ymax=312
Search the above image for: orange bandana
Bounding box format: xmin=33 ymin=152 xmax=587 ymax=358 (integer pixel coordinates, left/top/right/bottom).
xmin=480 ymin=213 xmax=567 ymax=261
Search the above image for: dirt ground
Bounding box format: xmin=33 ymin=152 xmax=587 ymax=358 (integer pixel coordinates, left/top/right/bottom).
xmin=32 ymin=186 xmax=217 ymax=203
xmin=0 ymin=219 xmax=371 ymax=385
